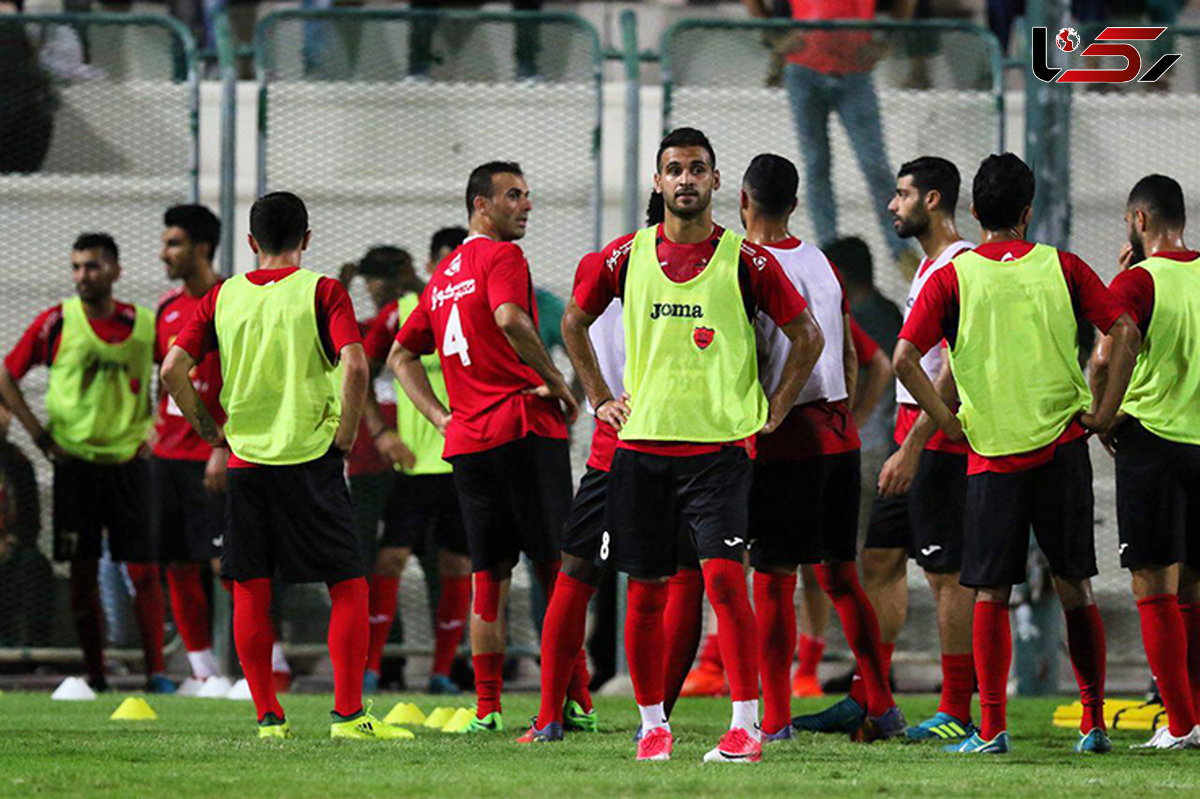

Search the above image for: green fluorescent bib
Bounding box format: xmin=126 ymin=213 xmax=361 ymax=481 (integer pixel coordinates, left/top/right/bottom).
xmin=949 ymin=244 xmax=1091 ymax=457
xmin=45 ymin=298 xmax=153 ymax=463
xmin=1121 ymin=256 xmax=1200 ymax=444
xmin=392 ymin=292 xmax=451 ymax=475
xmin=216 ymin=270 xmax=340 ymax=465
xmin=619 ymin=226 xmax=767 ymax=442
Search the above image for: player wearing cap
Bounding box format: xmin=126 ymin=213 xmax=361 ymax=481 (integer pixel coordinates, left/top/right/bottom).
xmin=0 ymin=233 xmax=167 ymax=694
xmin=391 ymin=162 xmax=578 ymax=733
xmin=894 ymin=153 xmax=1139 ymax=755
xmin=164 ymin=192 xmax=410 ymax=741
xmin=1096 ymin=174 xmax=1200 ymax=750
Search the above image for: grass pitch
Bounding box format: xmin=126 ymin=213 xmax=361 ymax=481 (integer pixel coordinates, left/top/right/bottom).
xmin=1 ymin=691 xmax=1196 ymax=797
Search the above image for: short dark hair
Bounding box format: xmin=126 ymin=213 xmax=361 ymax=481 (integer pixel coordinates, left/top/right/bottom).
xmin=358 ymin=245 xmax=413 ymax=278
xmin=645 ymin=191 xmax=665 ymax=226
xmin=742 ymin=153 xmax=798 ymax=218
xmin=656 ymin=127 xmax=716 ymax=172
xmin=72 ymin=232 xmax=118 ymax=263
xmin=163 ymin=204 xmax=221 ymax=258
xmin=972 ymin=153 xmax=1035 ymax=231
xmin=1128 ymin=174 xmax=1186 ymax=229
xmin=898 ymin=156 xmax=960 ymax=214
xmin=823 ymin=236 xmax=874 ymax=288
xmin=249 ymin=192 xmax=308 ymax=254
xmin=465 ymin=161 xmax=523 ymax=218
xmin=430 ymin=226 xmax=468 ymax=260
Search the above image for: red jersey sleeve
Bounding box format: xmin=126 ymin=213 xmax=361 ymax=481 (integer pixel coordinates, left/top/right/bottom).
xmin=1059 ymin=251 xmax=1124 ymax=333
xmin=363 ymin=300 xmax=399 ymax=363
xmin=3 ymin=306 xmax=60 ymax=379
xmin=1108 ymin=266 xmax=1154 ymax=330
xmin=173 ymin=287 xmax=220 ymax=362
xmin=740 ymin=241 xmax=807 ymax=326
xmin=395 ymin=293 xmax=436 ymax=356
xmin=574 ymin=234 xmax=632 ymax=316
xmin=849 ymin=316 xmax=879 ymax=360
xmin=485 ymin=243 xmax=533 ymax=313
xmin=899 ymin=263 xmax=958 ymax=354
xmin=315 ymin=276 xmax=362 ymax=355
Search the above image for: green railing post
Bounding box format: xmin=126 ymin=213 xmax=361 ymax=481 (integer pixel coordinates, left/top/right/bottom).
xmin=621 ymin=9 xmax=641 ymax=236
xmin=1025 ymin=0 xmax=1073 ymax=249
xmin=215 ymin=10 xmax=237 ymax=278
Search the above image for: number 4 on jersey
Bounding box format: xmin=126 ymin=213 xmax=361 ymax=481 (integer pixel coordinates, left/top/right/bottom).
xmin=443 ymin=303 xmax=471 ymax=366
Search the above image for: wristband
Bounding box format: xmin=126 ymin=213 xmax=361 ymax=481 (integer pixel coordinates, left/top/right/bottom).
xmin=595 ymin=397 xmax=613 ymax=413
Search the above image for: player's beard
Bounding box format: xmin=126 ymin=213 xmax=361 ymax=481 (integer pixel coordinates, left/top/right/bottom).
xmin=1128 ymin=231 xmax=1146 ymax=265
xmin=666 ymin=190 xmax=710 ymax=222
xmin=894 ymin=208 xmax=928 ymax=240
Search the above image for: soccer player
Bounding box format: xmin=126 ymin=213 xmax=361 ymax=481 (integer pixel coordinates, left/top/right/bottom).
xmin=390 ymin=162 xmax=578 ymax=733
xmin=1096 ymin=174 xmax=1200 ymax=749
xmin=894 ymin=153 xmax=1139 ymax=754
xmin=360 ymin=236 xmax=474 ymax=696
xmin=858 ymin=157 xmax=977 ymax=742
xmin=154 ymin=205 xmax=227 ymax=692
xmin=739 ymin=153 xmax=904 ymax=743
xmin=163 ymin=192 xmax=409 ymax=740
xmin=0 ymin=233 xmax=169 ymax=693
xmin=562 ymin=128 xmax=824 ymax=763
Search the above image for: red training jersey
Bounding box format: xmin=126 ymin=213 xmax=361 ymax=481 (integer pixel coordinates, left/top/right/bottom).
xmin=345 ymin=311 xmax=398 ymax=477
xmin=5 ymin=301 xmax=138 ymax=379
xmin=153 ymin=285 xmax=226 ymax=462
xmin=1108 ymin=250 xmax=1200 ymax=335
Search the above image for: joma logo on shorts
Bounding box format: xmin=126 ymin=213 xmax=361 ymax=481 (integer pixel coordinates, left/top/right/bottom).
xmin=650 ymin=302 xmax=703 ymax=320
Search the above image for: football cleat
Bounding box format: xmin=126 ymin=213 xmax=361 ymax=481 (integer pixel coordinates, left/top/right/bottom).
xmin=791 ymin=672 xmax=824 ymax=699
xmin=944 ymin=731 xmax=1010 ymax=754
xmin=680 ymin=661 xmax=728 ymax=697
xmin=851 ymin=706 xmax=907 ymax=742
xmin=146 ymin=674 xmax=177 ymax=694
xmin=792 ymin=696 xmax=865 ymax=734
xmin=257 ymin=713 xmax=292 ymax=740
xmin=427 ymin=674 xmax=461 ymax=695
xmin=1075 ymin=727 xmax=1111 ymax=754
xmin=563 ymin=700 xmax=598 ymax=733
xmin=330 ymin=704 xmax=415 ymax=740
xmin=516 ymin=718 xmax=564 ymax=743
xmin=636 ymin=727 xmax=673 ymax=761
xmin=702 ymin=727 xmax=763 ymax=763
xmin=762 ymin=725 xmax=794 ymax=743
xmin=466 ymin=711 xmax=504 ymax=733
xmin=1131 ymin=724 xmax=1200 ymax=750
xmin=905 ymin=711 xmax=975 ymax=741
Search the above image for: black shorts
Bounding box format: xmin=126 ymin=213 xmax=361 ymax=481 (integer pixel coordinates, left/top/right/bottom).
xmin=960 ymin=437 xmax=1097 ymax=588
xmin=152 ymin=457 xmax=224 ymax=563
xmin=606 ymin=446 xmax=751 ymax=580
xmin=864 ymin=449 xmax=967 ymax=573
xmin=450 ymin=435 xmax=572 ymax=572
xmin=1114 ymin=419 xmax=1200 ymax=571
xmin=224 ymin=446 xmax=364 ymax=584
xmin=348 ymin=471 xmax=392 ymax=568
xmin=54 ymin=456 xmax=154 ymax=563
xmin=381 ymin=472 xmax=469 ymax=556
xmin=749 ymin=450 xmax=860 ymax=568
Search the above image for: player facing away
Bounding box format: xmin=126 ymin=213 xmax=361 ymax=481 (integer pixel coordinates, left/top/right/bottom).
xmin=390 ymin=162 xmax=579 ymax=733
xmin=0 ymin=233 xmax=169 ymax=694
xmin=163 ymin=192 xmax=410 ymax=741
xmin=1094 ymin=175 xmax=1200 ymax=750
xmin=738 ymin=153 xmax=904 ymax=743
xmin=894 ymin=153 xmax=1140 ymax=755
xmin=855 ymin=157 xmax=977 ymax=742
xmin=563 ymin=128 xmax=824 ymax=763
xmin=154 ymin=205 xmax=228 ymax=692
xmin=360 ymin=234 xmax=473 ymax=696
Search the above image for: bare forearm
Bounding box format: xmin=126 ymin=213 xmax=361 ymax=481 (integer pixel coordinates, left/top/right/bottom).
xmin=841 ymin=318 xmax=858 ymax=410
xmin=852 ymin=350 xmax=891 ymax=425
xmin=562 ymin=306 xmax=612 ymax=408
xmin=163 ymin=367 xmax=220 ymax=445
xmin=496 ymin=304 xmax=565 ymax=389
xmin=0 ymin=369 xmax=45 ymax=440
xmin=901 ymin=358 xmax=955 ymax=452
xmin=1094 ymin=316 xmax=1140 ymax=421
xmin=771 ymin=313 xmax=825 ymax=413
xmin=894 ymin=341 xmax=956 ymax=430
xmin=396 ymin=359 xmax=448 ymax=426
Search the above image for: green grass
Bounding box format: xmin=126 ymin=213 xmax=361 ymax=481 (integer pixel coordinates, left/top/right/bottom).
xmin=1 ymin=691 xmax=1196 ymax=797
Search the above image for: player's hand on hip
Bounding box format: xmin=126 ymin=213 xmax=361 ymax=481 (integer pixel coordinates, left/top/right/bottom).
xmin=376 ymin=430 xmax=417 ymax=471
xmin=762 ymin=398 xmax=790 ymax=435
xmin=596 ymin=395 xmax=631 ymax=431
xmin=878 ymin=446 xmax=919 ymax=497
xmin=941 ymin=415 xmax=966 ymax=443
xmin=524 ymin=379 xmax=580 ymax=425
xmin=433 ymin=409 xmax=452 ymax=438
xmin=204 ymin=446 xmax=228 ymax=493
xmin=333 ymin=425 xmax=357 ymax=454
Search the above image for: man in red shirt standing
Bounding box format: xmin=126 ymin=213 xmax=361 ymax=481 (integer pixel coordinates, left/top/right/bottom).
xmin=0 ymin=233 xmax=168 ymax=694
xmin=153 ymin=205 xmax=228 ymax=693
xmin=390 ymin=162 xmax=578 ymax=733
xmin=894 ymin=153 xmax=1140 ymax=755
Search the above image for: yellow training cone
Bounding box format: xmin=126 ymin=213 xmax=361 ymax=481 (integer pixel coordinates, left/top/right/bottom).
xmin=424 ymin=707 xmax=455 ymax=729
xmin=384 ymin=702 xmax=426 ymax=726
xmin=441 ymin=707 xmax=475 ymax=733
xmin=110 ymin=697 xmax=158 ymax=721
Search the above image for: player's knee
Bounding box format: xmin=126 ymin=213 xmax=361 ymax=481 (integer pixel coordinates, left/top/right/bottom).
xmin=374 ymin=547 xmax=409 ymax=578
xmin=861 ymin=549 xmax=904 ymax=586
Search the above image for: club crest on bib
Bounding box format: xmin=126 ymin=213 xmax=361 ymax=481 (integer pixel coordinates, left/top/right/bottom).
xmin=693 ymin=326 xmax=715 ymax=350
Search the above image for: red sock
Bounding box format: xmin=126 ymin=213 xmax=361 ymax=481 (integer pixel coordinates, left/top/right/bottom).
xmin=567 ymin=649 xmax=593 ymax=713
xmin=535 ymin=572 xmax=596 ymax=727
xmin=69 ymin=560 xmax=105 ymax=684
xmin=938 ymin=652 xmax=975 ymax=722
xmin=1138 ymin=595 xmax=1195 ymax=736
xmin=233 ymin=579 xmax=283 ymax=721
xmin=698 ymin=630 xmax=723 ymax=669
xmin=473 ymin=652 xmax=505 ymax=718
xmin=432 ymin=575 xmax=471 ymax=677
xmin=703 ymin=559 xmax=758 ymax=702
xmin=973 ymin=600 xmax=1010 ymax=740
xmin=662 ymin=568 xmax=704 ymax=717
xmin=815 ymin=562 xmax=893 ymax=716
xmin=796 ymin=634 xmax=825 ymax=679
xmin=328 ymin=577 xmax=369 ymax=717
xmin=1182 ymin=602 xmax=1200 ymax=722
xmin=126 ymin=564 xmax=166 ymax=676
xmin=167 ymin=563 xmax=211 ymax=653
xmin=1065 ymin=604 xmax=1106 ymax=733
xmin=625 ymin=579 xmax=668 ymax=707
xmin=366 ymin=575 xmax=399 ymax=673
xmin=754 ymin=571 xmax=796 ymax=735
